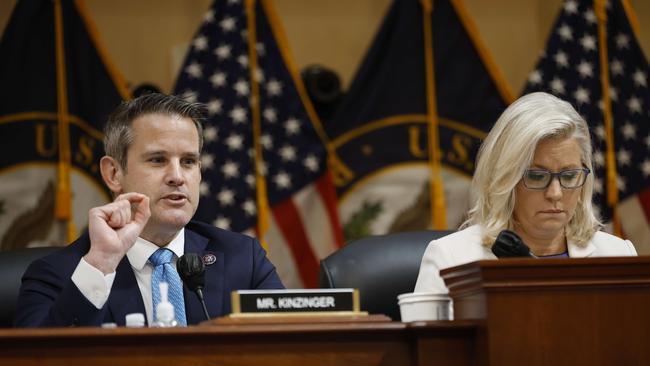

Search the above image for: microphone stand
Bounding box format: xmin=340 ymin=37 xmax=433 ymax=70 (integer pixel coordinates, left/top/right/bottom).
xmin=195 ymin=287 xmax=210 ymax=321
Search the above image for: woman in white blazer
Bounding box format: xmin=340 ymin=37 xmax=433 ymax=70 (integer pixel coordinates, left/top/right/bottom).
xmin=415 ymin=92 xmax=637 ymax=294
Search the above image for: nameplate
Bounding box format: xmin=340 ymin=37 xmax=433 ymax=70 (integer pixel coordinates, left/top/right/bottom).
xmin=230 ymin=289 xmax=363 ymax=316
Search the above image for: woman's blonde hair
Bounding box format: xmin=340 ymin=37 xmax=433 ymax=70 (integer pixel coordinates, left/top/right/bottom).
xmin=462 ymin=92 xmax=601 ymax=246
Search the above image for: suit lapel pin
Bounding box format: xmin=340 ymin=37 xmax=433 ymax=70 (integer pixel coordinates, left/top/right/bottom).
xmin=202 ymin=253 xmax=217 ymax=266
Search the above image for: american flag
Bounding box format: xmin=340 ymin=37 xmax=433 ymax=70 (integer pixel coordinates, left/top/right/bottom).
xmin=173 ymin=0 xmax=343 ymax=287
xmin=523 ymin=0 xmax=650 ymax=254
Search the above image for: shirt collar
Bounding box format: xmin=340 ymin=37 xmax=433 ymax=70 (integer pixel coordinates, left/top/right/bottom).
xmin=126 ymin=228 xmax=186 ymax=270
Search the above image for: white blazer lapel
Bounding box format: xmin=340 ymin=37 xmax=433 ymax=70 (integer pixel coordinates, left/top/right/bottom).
xmin=568 ymin=238 xmax=596 ymax=257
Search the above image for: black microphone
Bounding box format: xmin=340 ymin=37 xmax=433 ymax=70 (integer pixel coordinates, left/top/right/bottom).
xmin=177 ymin=253 xmax=210 ymax=321
xmin=491 ymin=230 xmax=533 ymax=258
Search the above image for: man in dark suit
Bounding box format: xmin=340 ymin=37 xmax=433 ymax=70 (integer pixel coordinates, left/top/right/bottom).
xmin=14 ymin=93 xmax=284 ymax=327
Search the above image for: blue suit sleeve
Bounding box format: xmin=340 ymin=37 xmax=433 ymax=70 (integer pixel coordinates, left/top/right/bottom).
xmin=13 ymin=257 xmax=109 ymax=327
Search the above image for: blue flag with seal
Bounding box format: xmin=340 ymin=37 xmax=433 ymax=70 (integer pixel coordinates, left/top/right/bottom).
xmin=329 ymin=0 xmax=513 ymax=240
xmin=0 ymin=0 xmax=129 ymax=250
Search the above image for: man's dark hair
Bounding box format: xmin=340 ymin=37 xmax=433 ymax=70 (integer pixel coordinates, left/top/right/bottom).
xmin=104 ymin=93 xmax=206 ymax=169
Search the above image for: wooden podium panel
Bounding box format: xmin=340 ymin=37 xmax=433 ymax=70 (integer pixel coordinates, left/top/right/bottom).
xmin=441 ymin=256 xmax=650 ymax=366
xmin=8 ymin=257 xmax=646 ymax=365
xmin=409 ymin=320 xmax=483 ymax=366
xmin=0 ymin=319 xmax=480 ymax=366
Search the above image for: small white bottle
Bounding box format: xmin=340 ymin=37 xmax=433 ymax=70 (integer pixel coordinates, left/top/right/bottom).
xmin=152 ymin=282 xmax=179 ymax=327
xmin=125 ymin=313 xmax=145 ymax=328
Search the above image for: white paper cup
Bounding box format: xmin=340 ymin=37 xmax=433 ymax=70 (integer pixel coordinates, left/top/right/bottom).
xmin=397 ymin=292 xmax=451 ymax=322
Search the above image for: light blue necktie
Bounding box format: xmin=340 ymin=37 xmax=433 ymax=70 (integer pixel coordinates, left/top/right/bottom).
xmin=149 ymin=248 xmax=187 ymax=326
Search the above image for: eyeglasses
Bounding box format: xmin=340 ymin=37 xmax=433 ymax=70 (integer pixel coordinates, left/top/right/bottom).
xmin=522 ymin=168 xmax=590 ymax=190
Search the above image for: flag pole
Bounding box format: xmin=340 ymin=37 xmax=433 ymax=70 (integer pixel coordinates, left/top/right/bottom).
xmin=595 ymin=0 xmax=621 ymax=235
xmin=54 ymin=0 xmax=75 ymax=242
xmin=421 ymin=0 xmax=447 ymax=230
xmin=246 ymin=0 xmax=270 ymax=248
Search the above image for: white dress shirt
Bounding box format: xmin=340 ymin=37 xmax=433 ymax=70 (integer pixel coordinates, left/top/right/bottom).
xmin=71 ymin=229 xmax=185 ymax=325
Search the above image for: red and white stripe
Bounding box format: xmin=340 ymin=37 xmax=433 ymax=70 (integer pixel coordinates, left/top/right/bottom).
xmin=619 ymin=187 xmax=650 ymax=255
xmin=265 ymin=173 xmax=343 ymax=288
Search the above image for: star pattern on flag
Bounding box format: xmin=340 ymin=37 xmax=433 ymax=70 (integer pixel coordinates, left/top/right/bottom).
xmin=524 ymin=0 xmax=650 ymax=221
xmin=174 ymin=0 xmax=327 ymax=232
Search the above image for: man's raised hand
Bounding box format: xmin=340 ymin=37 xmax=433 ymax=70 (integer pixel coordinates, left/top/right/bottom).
xmin=84 ymin=193 xmax=151 ymax=274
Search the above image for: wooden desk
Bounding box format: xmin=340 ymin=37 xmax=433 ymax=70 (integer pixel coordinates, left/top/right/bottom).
xmin=0 ymin=320 xmax=481 ymax=366
xmin=442 ymin=256 xmax=650 ymax=366
xmin=7 ymin=257 xmax=646 ymax=366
